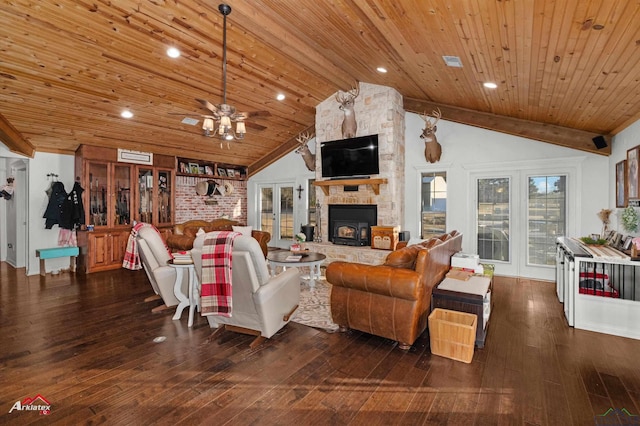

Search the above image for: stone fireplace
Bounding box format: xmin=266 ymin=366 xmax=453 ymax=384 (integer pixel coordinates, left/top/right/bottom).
xmin=313 ymin=82 xmax=405 ymax=243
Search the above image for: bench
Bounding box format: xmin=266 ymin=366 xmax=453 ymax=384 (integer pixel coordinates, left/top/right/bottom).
xmin=36 ymin=247 xmax=80 ymax=276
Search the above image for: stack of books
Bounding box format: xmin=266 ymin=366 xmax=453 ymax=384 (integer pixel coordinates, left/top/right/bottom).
xmin=171 ymin=251 xmax=193 ymax=265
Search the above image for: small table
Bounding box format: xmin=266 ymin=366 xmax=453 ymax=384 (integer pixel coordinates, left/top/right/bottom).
xmin=167 ymin=260 xmax=200 ymax=327
xmin=267 ymin=251 xmax=326 ymax=285
xmin=431 ymin=275 xmax=493 ymax=348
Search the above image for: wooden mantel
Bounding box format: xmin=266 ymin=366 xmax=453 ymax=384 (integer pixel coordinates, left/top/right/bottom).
xmin=313 ymin=178 xmax=388 ymax=195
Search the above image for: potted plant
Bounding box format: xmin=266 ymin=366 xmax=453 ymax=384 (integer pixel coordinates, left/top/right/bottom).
xmin=621 ymin=206 xmax=639 ymax=233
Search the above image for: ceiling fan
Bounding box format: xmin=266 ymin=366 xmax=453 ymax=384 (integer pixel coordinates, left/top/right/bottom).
xmin=173 ymin=4 xmax=270 ymax=142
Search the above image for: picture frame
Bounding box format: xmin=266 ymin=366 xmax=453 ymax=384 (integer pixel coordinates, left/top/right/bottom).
xmin=179 ymin=161 xmax=188 ymax=174
xmin=623 ymin=235 xmax=633 ymax=251
xmin=627 ymin=146 xmax=639 ymax=200
xmin=612 ymin=232 xmax=623 ymax=249
xmin=227 ymin=168 xmax=235 ymax=178
xmin=217 ymin=168 xmax=227 ymax=177
xmin=234 ymin=169 xmax=241 ymax=178
xmin=204 ymin=165 xmax=214 ymax=176
xmin=616 ymin=160 xmax=628 ymax=207
xmin=188 ymin=162 xmax=200 ymax=175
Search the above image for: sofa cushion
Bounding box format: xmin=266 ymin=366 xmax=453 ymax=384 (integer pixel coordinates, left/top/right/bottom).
xmin=384 ymin=245 xmax=422 ymax=269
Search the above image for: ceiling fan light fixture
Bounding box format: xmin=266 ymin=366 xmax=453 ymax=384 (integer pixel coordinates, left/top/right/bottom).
xmin=236 ymin=121 xmax=246 ymax=135
xmin=203 ymin=118 xmax=215 ymax=131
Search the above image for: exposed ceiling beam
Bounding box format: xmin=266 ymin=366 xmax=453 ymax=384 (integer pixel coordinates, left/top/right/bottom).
xmin=0 ymin=112 xmax=35 ymax=158
xmin=249 ymin=124 xmax=316 ymax=176
xmin=403 ymin=98 xmax=611 ymax=156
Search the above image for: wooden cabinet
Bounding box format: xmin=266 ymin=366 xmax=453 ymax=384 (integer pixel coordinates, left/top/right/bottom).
xmin=77 ymin=229 xmax=130 ymax=273
xmin=75 ymin=145 xmax=175 ymax=273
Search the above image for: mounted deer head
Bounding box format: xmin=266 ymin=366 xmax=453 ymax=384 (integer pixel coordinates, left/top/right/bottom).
xmin=295 ymin=131 xmax=316 ymax=171
xmin=420 ymin=108 xmax=442 ymax=163
xmin=335 ymin=83 xmax=360 ymax=138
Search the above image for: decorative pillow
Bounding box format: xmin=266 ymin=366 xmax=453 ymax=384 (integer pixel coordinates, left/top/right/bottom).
xmin=195 ymin=227 xmax=206 ymax=237
xmin=384 ymin=245 xmax=422 ymax=269
xmin=406 ymin=237 xmax=428 ymax=246
xmin=232 ymin=225 xmax=253 ymax=237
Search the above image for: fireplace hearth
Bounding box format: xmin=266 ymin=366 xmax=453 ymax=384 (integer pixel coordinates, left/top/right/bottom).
xmin=328 ymin=204 xmax=377 ymax=246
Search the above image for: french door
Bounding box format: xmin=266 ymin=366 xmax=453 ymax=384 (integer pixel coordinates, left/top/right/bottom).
xmin=257 ymin=182 xmax=295 ymax=248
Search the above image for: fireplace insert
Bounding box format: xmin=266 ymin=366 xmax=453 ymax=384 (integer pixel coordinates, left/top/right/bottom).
xmin=333 ymin=221 xmax=370 ymax=246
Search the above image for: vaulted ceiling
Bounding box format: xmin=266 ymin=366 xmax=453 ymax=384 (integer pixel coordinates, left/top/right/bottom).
xmin=2 ymin=1 xmax=640 ymax=173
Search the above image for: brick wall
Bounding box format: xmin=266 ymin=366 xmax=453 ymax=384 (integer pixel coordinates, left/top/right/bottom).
xmin=174 ymin=175 xmax=247 ymax=224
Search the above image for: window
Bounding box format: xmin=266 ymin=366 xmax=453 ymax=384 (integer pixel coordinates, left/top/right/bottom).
xmin=421 ymin=172 xmax=447 ymax=238
xmin=477 ymin=178 xmax=510 ymax=261
xmin=280 ymin=186 xmax=294 ymax=240
xmin=528 ymin=175 xmax=566 ymax=266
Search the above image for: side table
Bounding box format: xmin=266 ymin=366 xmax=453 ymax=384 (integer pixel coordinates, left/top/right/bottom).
xmin=168 ymin=260 xmax=200 ymax=327
xmin=431 ymin=275 xmax=493 ymax=348
xmin=267 ymin=251 xmax=326 ymax=285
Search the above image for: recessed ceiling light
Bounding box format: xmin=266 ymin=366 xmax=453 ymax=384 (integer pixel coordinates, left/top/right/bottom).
xmin=276 ymin=93 xmax=285 ymax=101
xmin=376 ymin=67 xmax=388 ymax=73
xmin=121 ymin=110 xmax=133 ymax=119
xmin=483 ymin=82 xmax=498 ymax=89
xmin=166 ymin=47 xmax=181 ymax=58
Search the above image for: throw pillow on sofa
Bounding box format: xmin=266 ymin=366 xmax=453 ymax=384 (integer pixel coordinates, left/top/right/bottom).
xmin=232 ymin=225 xmax=253 ymax=236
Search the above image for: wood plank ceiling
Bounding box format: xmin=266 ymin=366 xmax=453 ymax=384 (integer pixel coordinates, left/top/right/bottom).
xmin=2 ymin=0 xmax=640 ymax=173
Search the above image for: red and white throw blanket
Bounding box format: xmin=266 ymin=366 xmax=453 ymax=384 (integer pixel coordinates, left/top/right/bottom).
xmin=200 ymin=231 xmax=241 ymax=317
xmin=122 ymin=222 xmax=172 ymax=270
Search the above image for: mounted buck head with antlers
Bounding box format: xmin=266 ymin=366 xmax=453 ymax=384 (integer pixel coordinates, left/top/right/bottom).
xmin=295 ymin=131 xmax=316 ymax=171
xmin=420 ymin=108 xmax=442 ymax=163
xmin=335 ymin=83 xmax=360 ymax=138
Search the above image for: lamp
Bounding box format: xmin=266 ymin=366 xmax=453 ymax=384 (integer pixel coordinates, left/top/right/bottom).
xmin=201 ymin=3 xmax=246 ymax=146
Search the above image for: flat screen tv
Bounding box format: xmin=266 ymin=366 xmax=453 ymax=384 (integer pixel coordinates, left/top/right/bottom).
xmin=320 ymin=134 xmax=379 ymax=179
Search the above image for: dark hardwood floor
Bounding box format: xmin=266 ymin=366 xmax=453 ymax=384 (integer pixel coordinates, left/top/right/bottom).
xmin=1 ymin=262 xmax=639 ymax=425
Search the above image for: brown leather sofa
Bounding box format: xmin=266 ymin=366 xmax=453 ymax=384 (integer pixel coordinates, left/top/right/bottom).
xmin=326 ymin=231 xmax=462 ymax=350
xmin=166 ymin=218 xmax=271 ymax=256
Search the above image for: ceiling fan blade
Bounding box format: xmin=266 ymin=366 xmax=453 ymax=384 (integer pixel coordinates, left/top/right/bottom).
xmin=247 ymin=110 xmax=271 ymax=118
xmin=244 ymin=121 xmax=267 ymax=131
xmin=196 ymin=98 xmax=218 ymax=114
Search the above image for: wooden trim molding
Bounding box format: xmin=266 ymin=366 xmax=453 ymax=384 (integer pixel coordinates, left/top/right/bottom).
xmin=404 ymin=98 xmax=611 ymax=156
xmin=0 ymin=112 xmax=35 ymax=157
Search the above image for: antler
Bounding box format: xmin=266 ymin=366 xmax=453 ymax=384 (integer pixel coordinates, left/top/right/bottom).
xmin=335 ymin=83 xmax=360 ymax=104
xmin=421 ymin=108 xmax=441 ymax=130
xmin=296 ymin=131 xmax=315 ymax=146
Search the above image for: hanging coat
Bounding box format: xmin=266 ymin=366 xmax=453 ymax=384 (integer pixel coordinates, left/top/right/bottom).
xmin=60 ymin=181 xmax=85 ymax=230
xmin=43 ymin=181 xmax=67 ymax=229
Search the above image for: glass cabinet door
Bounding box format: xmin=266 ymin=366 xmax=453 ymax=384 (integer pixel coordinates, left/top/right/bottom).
xmin=157 ymin=169 xmax=172 ymax=225
xmin=113 ymin=164 xmax=132 ymax=226
xmin=138 ymin=168 xmax=153 ymax=224
xmin=88 ymin=162 xmax=108 ymax=227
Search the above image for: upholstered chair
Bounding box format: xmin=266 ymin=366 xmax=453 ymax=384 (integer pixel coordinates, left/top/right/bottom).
xmin=136 ymin=226 xmax=187 ymax=311
xmin=191 ymin=233 xmax=300 ymax=347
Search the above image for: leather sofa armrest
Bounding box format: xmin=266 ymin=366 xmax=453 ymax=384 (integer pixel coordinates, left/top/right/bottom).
xmin=251 ymin=230 xmax=271 ymax=257
xmin=326 ymin=261 xmax=421 ymax=301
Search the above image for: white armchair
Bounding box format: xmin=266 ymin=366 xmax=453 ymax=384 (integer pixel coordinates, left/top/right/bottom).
xmin=191 ymin=233 xmax=300 ymax=347
xmin=136 ymin=226 xmax=187 ymax=311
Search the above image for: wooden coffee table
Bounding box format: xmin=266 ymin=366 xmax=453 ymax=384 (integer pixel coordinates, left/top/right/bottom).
xmin=267 ymin=251 xmax=326 ymax=285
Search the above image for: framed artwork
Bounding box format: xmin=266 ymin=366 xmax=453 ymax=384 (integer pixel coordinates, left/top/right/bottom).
xmin=227 ymin=168 xmax=235 ymax=177
xmin=179 ymin=161 xmax=188 ymax=174
xmin=623 ymin=236 xmax=633 ymax=251
xmin=234 ymin=169 xmax=241 ymax=178
xmin=188 ymin=162 xmax=199 ymax=174
xmin=616 ymin=160 xmax=628 ymax=207
xmin=627 ymin=147 xmax=639 ymax=200
xmin=217 ymin=168 xmax=227 ymax=177
xmin=204 ymin=165 xmax=214 ymax=176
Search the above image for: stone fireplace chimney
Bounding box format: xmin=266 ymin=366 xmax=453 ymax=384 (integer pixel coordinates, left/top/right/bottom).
xmin=314 ymin=82 xmax=405 ymax=241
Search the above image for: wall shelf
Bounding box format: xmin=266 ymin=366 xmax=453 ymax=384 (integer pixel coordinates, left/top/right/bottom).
xmin=313 ymin=178 xmax=387 ymax=195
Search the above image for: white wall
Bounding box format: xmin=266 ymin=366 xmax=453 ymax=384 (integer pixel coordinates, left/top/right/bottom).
xmin=404 ymin=112 xmax=609 ymax=279
xmin=248 ymin=141 xmax=316 ymax=247
xmin=609 ymin=119 xmax=640 ymax=235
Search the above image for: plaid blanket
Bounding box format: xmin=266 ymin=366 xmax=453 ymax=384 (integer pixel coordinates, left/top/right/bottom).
xmin=200 ymin=231 xmax=241 ymax=317
xmin=122 ymin=222 xmax=171 ymax=270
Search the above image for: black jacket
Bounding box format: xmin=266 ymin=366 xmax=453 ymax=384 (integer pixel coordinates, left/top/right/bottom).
xmin=43 ymin=182 xmax=67 ymax=229
xmin=60 ymin=182 xmax=85 ymax=230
